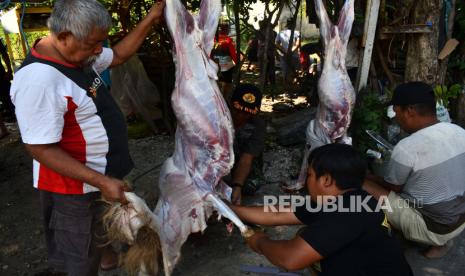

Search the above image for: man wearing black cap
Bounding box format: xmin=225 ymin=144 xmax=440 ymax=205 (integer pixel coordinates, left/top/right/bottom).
xmin=228 ymin=83 xmax=266 ymax=205
xmin=364 ymin=81 xmax=465 ymax=258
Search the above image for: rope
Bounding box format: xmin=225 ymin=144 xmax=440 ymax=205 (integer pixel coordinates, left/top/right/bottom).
xmin=0 ymin=0 xmax=11 ymax=10
xmin=132 ymin=162 xmax=164 ymax=184
xmin=20 ymin=0 xmax=30 ymax=51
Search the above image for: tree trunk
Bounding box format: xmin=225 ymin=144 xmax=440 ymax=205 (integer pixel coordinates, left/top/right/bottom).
xmin=233 ymin=0 xmax=242 ymax=87
xmin=404 ymin=0 xmax=443 ymax=85
xmin=118 ymin=0 xmax=132 ymax=32
xmin=260 ymin=19 xmax=271 ymax=92
xmin=260 ymin=1 xmax=285 ymax=97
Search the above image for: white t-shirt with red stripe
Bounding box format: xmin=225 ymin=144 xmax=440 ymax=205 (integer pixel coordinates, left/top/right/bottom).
xmin=11 ymin=47 xmax=133 ymax=194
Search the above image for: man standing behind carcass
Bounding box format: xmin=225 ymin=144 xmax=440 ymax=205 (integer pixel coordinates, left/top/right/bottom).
xmin=10 ymin=0 xmax=165 ymax=274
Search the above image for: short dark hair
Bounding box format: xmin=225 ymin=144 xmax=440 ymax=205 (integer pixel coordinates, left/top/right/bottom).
xmin=399 ymin=103 xmax=436 ymax=117
xmin=389 ymin=81 xmax=436 ymax=107
xmin=308 ymin=144 xmax=367 ymax=190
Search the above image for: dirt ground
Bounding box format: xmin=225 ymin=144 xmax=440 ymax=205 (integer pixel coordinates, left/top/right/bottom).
xmin=1 ymin=117 xmax=465 ymax=276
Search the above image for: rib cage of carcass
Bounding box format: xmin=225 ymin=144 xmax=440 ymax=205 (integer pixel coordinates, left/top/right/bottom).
xmin=154 ymin=0 xmax=253 ymax=275
xmin=295 ymin=0 xmax=356 ymax=188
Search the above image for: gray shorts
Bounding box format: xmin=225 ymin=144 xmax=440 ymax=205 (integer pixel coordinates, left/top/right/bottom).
xmin=40 ymin=190 xmax=106 ymax=276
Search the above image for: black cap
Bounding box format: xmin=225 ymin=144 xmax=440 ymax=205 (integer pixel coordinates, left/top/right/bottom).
xmin=388 ymin=81 xmax=435 ymax=106
xmin=231 ymin=84 xmax=262 ymax=115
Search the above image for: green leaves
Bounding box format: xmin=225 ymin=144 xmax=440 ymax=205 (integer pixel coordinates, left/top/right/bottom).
xmin=434 ymin=84 xmax=464 ymax=108
xmin=350 ymin=90 xmax=387 ymax=153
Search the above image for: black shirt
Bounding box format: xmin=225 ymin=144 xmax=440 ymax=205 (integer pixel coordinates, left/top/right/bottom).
xmin=234 ymin=115 xmax=266 ymax=157
xmin=294 ymin=189 xmax=413 ymax=276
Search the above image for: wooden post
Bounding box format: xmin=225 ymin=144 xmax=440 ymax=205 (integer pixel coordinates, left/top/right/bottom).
xmin=355 ymin=0 xmax=380 ymax=92
xmin=18 ymin=32 xmax=28 ymax=57
xmin=4 ymin=34 xmax=15 ymax=62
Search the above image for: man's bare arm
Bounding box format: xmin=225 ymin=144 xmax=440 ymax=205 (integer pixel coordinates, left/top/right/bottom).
xmin=275 ymin=43 xmax=286 ymax=55
xmin=232 ymin=153 xmax=254 ymax=186
xmin=247 ymin=232 xmax=323 ymax=271
xmin=25 ymin=144 xmax=128 ymax=203
xmin=111 ymin=0 xmax=165 ymax=67
xmin=231 ymin=152 xmax=254 ymax=204
xmin=292 ymin=38 xmax=300 ymax=53
xmin=366 ymin=174 xmax=404 ymax=193
xmin=230 ymin=204 xmax=302 ymax=226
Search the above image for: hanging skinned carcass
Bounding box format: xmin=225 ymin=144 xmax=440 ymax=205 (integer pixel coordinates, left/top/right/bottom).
xmin=288 ymin=0 xmax=356 ymax=190
xmin=103 ymin=1 xmax=253 ymax=275
xmin=153 ymin=0 xmax=254 ymax=274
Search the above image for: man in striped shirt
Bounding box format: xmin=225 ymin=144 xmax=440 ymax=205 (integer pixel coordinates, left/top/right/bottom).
xmin=10 ymin=0 xmax=165 ymax=274
xmin=364 ymin=81 xmax=465 ymax=259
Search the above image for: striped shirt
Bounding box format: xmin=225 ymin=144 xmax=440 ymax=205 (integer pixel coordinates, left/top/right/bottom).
xmin=385 ymin=122 xmax=465 ymax=225
xmin=11 ymin=47 xmax=133 ymax=194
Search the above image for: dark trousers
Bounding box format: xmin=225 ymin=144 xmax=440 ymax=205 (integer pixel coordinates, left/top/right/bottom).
xmin=40 ymin=191 xmax=105 ymax=276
